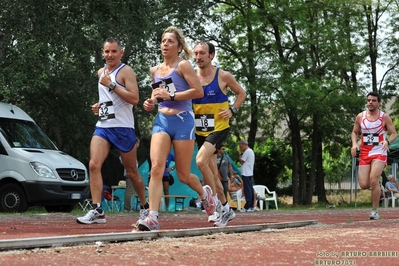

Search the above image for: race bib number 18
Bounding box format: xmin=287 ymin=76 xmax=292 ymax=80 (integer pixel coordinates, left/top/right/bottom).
xmin=195 ymin=114 xmax=215 ymax=132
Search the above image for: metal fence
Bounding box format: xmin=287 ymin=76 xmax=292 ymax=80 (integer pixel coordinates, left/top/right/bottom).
xmin=324 ymin=182 xmax=360 ymax=190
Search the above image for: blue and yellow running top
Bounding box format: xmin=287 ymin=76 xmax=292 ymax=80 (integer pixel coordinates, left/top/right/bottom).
xmin=192 ymin=68 xmax=229 ymax=137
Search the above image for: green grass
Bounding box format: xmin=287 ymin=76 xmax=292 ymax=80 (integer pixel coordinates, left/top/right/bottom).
xmin=276 ymin=189 xmax=372 ymax=210
xmin=275 ymin=202 xmax=371 ymax=211
xmin=0 ymin=190 xmax=375 ymax=215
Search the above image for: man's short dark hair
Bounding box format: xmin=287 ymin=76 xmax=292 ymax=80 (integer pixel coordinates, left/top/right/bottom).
xmin=104 ymin=37 xmax=122 ymax=49
xmin=367 ymin=91 xmax=381 ymax=102
xmin=206 ymin=42 xmax=215 ymax=55
xmin=195 ymin=41 xmax=215 ymax=55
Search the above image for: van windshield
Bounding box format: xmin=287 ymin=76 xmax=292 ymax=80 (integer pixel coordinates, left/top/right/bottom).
xmin=0 ymin=118 xmax=57 ymax=149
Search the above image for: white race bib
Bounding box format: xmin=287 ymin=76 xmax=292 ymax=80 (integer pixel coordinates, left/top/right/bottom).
xmin=363 ymin=133 xmax=379 ymax=146
xmin=152 ymin=77 xmax=176 ymax=103
xmin=195 ymin=114 xmax=215 ymax=132
xmin=98 ymin=101 xmax=115 ymax=121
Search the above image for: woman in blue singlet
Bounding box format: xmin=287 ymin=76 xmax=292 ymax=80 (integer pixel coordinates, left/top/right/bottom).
xmin=136 ymin=26 xmax=216 ymax=231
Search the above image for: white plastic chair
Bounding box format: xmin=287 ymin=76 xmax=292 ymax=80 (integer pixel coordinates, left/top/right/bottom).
xmin=381 ymin=184 xmax=398 ymax=208
xmin=253 ymin=185 xmax=278 ymax=210
xmin=380 ymin=184 xmax=388 ymax=208
xmin=387 ymin=191 xmax=398 ymax=208
xmin=229 ymin=189 xmax=246 ymax=211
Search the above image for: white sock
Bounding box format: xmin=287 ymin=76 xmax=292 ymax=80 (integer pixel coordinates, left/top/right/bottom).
xmin=149 ymin=211 xmax=158 ymax=218
xmin=223 ymin=203 xmax=230 ymax=212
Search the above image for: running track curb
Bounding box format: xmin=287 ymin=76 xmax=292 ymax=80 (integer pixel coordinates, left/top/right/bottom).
xmin=0 ymin=220 xmax=318 ymax=251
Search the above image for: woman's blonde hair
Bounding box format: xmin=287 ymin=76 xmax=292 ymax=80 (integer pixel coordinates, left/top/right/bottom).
xmin=162 ymin=26 xmax=194 ymax=59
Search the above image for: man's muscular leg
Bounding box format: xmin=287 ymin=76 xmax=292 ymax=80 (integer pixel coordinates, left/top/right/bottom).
xmin=358 ymin=166 xmax=371 ymax=190
xmin=196 ymin=142 xmax=217 ymax=196
xmin=369 ymin=160 xmax=385 ymax=208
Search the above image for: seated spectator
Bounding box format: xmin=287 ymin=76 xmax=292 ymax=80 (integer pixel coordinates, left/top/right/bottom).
xmin=228 ymin=174 xmax=264 ymax=211
xmin=228 ymin=174 xmax=243 ymax=195
xmin=385 ymin=175 xmax=399 ymax=197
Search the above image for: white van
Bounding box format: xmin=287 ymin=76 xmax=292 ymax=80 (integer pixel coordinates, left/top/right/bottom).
xmin=0 ymin=102 xmax=89 ymax=212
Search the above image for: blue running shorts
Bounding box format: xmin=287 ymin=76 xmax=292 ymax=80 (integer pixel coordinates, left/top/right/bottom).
xmin=152 ymin=111 xmax=195 ymax=141
xmin=93 ymin=127 xmax=137 ymax=153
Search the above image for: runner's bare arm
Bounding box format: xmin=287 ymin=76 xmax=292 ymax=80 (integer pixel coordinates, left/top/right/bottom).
xmin=350 ymin=113 xmax=361 ymax=157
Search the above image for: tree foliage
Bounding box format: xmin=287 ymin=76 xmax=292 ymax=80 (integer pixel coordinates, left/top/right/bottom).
xmin=1 ymin=0 xmax=398 ymax=204
xmin=0 ymin=0 xmax=159 ymax=163
xmin=187 ymin=0 xmax=398 ymax=204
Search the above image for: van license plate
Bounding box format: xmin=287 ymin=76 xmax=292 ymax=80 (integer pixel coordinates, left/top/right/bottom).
xmin=71 ymin=193 xmax=82 ymax=199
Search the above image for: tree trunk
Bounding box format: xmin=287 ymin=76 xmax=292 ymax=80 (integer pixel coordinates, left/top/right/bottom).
xmin=316 ymin=140 xmax=328 ymax=203
xmin=307 ymin=114 xmax=318 ymax=205
xmin=289 ymin=113 xmax=305 ymax=205
xmin=298 ymin=136 xmax=307 ymax=205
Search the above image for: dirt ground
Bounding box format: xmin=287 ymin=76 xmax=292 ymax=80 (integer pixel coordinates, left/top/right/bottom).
xmin=0 ymin=208 xmax=399 ymax=265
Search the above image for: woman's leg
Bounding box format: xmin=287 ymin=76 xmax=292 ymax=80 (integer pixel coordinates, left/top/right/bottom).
xmin=148 ymin=133 xmax=171 ymax=212
xmin=172 ymin=140 xmax=203 ymax=194
xmin=173 ymin=139 xmax=215 ymax=215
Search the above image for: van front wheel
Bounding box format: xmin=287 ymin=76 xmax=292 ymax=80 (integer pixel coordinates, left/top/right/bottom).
xmin=0 ymin=184 xmax=29 ymax=212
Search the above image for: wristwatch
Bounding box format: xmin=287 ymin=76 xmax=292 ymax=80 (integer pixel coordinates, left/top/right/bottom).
xmin=229 ymin=106 xmax=238 ymax=116
xmin=108 ymin=82 xmax=116 ymax=91
xmin=387 ymin=139 xmax=391 ymax=145
xmin=169 ymin=91 xmax=175 ymax=101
